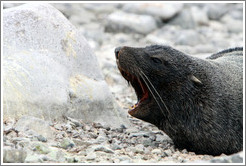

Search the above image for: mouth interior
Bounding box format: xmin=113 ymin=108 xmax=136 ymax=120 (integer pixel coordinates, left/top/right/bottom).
xmin=119 ymin=69 xmax=149 ymax=113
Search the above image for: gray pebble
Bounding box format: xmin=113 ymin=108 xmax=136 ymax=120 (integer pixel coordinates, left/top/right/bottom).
xmin=163 ymin=149 xmax=173 ymax=157
xmin=92 ymin=145 xmax=114 ymax=154
xmin=59 ymin=138 xmax=75 ymax=149
xmin=37 ymin=135 xmax=47 ymax=142
xmin=3 ymin=148 xmax=27 ymax=163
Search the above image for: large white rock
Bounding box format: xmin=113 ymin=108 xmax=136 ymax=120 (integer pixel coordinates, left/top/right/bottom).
xmin=3 ymin=3 xmax=128 ymax=127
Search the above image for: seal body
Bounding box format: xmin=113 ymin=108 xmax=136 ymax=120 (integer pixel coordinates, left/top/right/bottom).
xmin=115 ymin=45 xmax=243 ymax=155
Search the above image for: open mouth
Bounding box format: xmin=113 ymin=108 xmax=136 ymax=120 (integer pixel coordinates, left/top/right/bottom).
xmin=118 ymin=68 xmax=149 ymax=114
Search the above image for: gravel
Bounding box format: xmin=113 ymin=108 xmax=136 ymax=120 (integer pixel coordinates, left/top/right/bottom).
xmin=3 ymin=2 xmax=243 ymax=164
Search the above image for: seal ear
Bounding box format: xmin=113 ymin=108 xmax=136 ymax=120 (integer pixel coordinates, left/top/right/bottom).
xmin=190 ymin=75 xmax=203 ymax=85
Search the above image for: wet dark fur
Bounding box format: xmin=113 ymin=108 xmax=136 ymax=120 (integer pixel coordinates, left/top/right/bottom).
xmin=116 ymin=45 xmax=243 ymax=156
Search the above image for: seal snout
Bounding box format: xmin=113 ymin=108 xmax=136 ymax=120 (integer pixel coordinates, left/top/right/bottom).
xmin=115 ymin=47 xmax=123 ymax=59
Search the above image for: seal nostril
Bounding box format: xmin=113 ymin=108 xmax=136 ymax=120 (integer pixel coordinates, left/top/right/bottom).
xmin=115 ymin=47 xmax=122 ymax=59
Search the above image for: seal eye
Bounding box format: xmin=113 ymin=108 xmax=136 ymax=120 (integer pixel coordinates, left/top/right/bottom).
xmin=151 ymin=57 xmax=162 ymax=64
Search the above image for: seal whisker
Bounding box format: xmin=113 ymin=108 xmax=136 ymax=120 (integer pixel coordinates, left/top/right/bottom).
xmin=139 ymin=69 xmax=171 ymax=116
xmin=139 ymin=73 xmax=166 ymax=117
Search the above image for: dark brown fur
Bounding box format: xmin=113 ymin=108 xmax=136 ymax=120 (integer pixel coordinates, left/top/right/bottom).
xmin=115 ymin=45 xmax=243 ymax=156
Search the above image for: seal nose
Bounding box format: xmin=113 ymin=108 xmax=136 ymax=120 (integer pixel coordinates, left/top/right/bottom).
xmin=115 ymin=47 xmax=122 ymax=59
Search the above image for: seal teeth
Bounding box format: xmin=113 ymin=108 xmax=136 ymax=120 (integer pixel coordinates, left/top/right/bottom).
xmin=129 ymin=103 xmax=138 ymax=110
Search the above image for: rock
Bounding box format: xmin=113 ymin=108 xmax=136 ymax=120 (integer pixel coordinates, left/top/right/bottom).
xmin=14 ymin=116 xmax=54 ymax=140
xmin=32 ymin=142 xmax=51 ymax=154
xmin=155 ymin=133 xmax=172 ymax=142
xmin=12 ymin=137 xmax=31 ymax=148
xmin=82 ymin=3 xmax=119 ymax=14
xmin=91 ymin=145 xmax=114 ymax=154
xmin=25 ymin=154 xmax=44 ymax=163
xmin=67 ymin=9 xmax=96 ymax=26
xmin=59 ymin=138 xmax=75 ymax=149
xmin=207 ymin=151 xmax=244 ymax=163
xmin=221 ymin=15 xmax=243 ymax=34
xmin=46 ymin=147 xmax=66 ymax=162
xmin=190 ymin=6 xmax=209 ymax=26
xmin=78 ymin=22 xmax=105 ymax=48
xmin=66 ymin=156 xmax=79 ymax=163
xmin=151 ymin=149 xmax=162 ymax=155
xmin=105 ymin=11 xmax=157 ymax=34
xmin=3 ymin=3 xmax=129 ymax=128
xmin=206 ymin=4 xmax=228 ymax=20
xmin=169 ymin=8 xmax=196 ymax=29
xmin=145 ymin=25 xmax=180 ymax=45
xmin=134 ymin=144 xmax=145 ymax=154
xmin=129 ymin=131 xmax=151 ymax=138
xmin=37 ymin=135 xmax=47 ymax=142
xmin=85 ymin=152 xmax=97 ymax=160
xmin=231 ymin=151 xmax=243 ymax=163
xmin=95 ymin=135 xmax=108 ymax=144
xmin=111 ymin=143 xmax=122 ymax=150
xmin=163 ymin=149 xmax=173 ymax=157
xmin=122 ymin=3 xmax=183 ymax=20
xmin=228 ymin=4 xmax=243 ymax=20
xmin=3 ymin=148 xmax=27 ymax=163
xmin=72 ymin=139 xmax=93 ymax=147
xmin=175 ymin=30 xmax=206 ymax=46
xmin=64 ymin=116 xmax=83 ymax=127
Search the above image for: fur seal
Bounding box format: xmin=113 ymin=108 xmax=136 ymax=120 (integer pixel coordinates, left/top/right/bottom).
xmin=115 ymin=45 xmax=243 ymax=156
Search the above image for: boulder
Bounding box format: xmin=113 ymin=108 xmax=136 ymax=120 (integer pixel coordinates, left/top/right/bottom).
xmin=3 ymin=3 xmax=129 ymax=127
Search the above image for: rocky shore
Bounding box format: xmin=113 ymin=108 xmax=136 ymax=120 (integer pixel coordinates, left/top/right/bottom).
xmin=3 ymin=2 xmax=244 ymax=163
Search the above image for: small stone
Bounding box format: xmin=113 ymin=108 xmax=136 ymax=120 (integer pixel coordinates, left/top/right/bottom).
xmin=54 ymin=124 xmax=63 ymax=131
xmin=129 ymin=131 xmax=150 ymax=138
xmin=14 ymin=116 xmax=54 ymax=140
xmin=175 ymin=30 xmax=206 ymax=46
xmin=151 ymin=149 xmax=162 ymax=155
xmin=93 ymin=145 xmax=114 ymax=154
xmin=169 ymin=8 xmax=196 ymax=29
xmin=95 ymin=135 xmax=108 ymax=144
xmin=83 ymin=125 xmax=91 ymax=131
xmin=66 ymin=156 xmax=78 ymax=163
xmin=88 ymin=132 xmax=98 ymax=139
xmin=25 ymin=154 xmax=43 ymax=163
xmin=85 ymin=152 xmax=97 ymax=160
xmin=72 ymin=139 xmax=93 ymax=147
xmin=115 ymin=128 xmax=124 ymax=133
xmin=46 ymin=148 xmax=66 ymax=162
xmin=15 ymin=138 xmax=31 ymax=148
xmin=3 ymin=148 xmax=27 ymax=163
xmin=32 ymin=142 xmax=51 ymax=154
xmin=71 ymin=130 xmax=79 ymax=138
xmin=122 ymin=3 xmax=183 ymax=20
xmin=181 ymin=149 xmax=188 ymax=154
xmin=37 ymin=135 xmax=47 ymax=142
xmin=206 ymin=4 xmax=228 ymax=20
xmin=59 ymin=138 xmax=75 ymax=149
xmin=106 ymin=11 xmax=157 ymax=34
xmin=111 ymin=143 xmax=122 ymax=150
xmin=118 ymin=155 xmax=132 ymax=162
xmin=3 ymin=136 xmax=8 ymax=142
xmin=163 ymin=149 xmax=172 ymax=157
xmin=134 ymin=144 xmax=145 ymax=154
xmin=92 ymin=122 xmax=103 ymax=128
xmin=120 ymin=124 xmax=127 ymax=129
